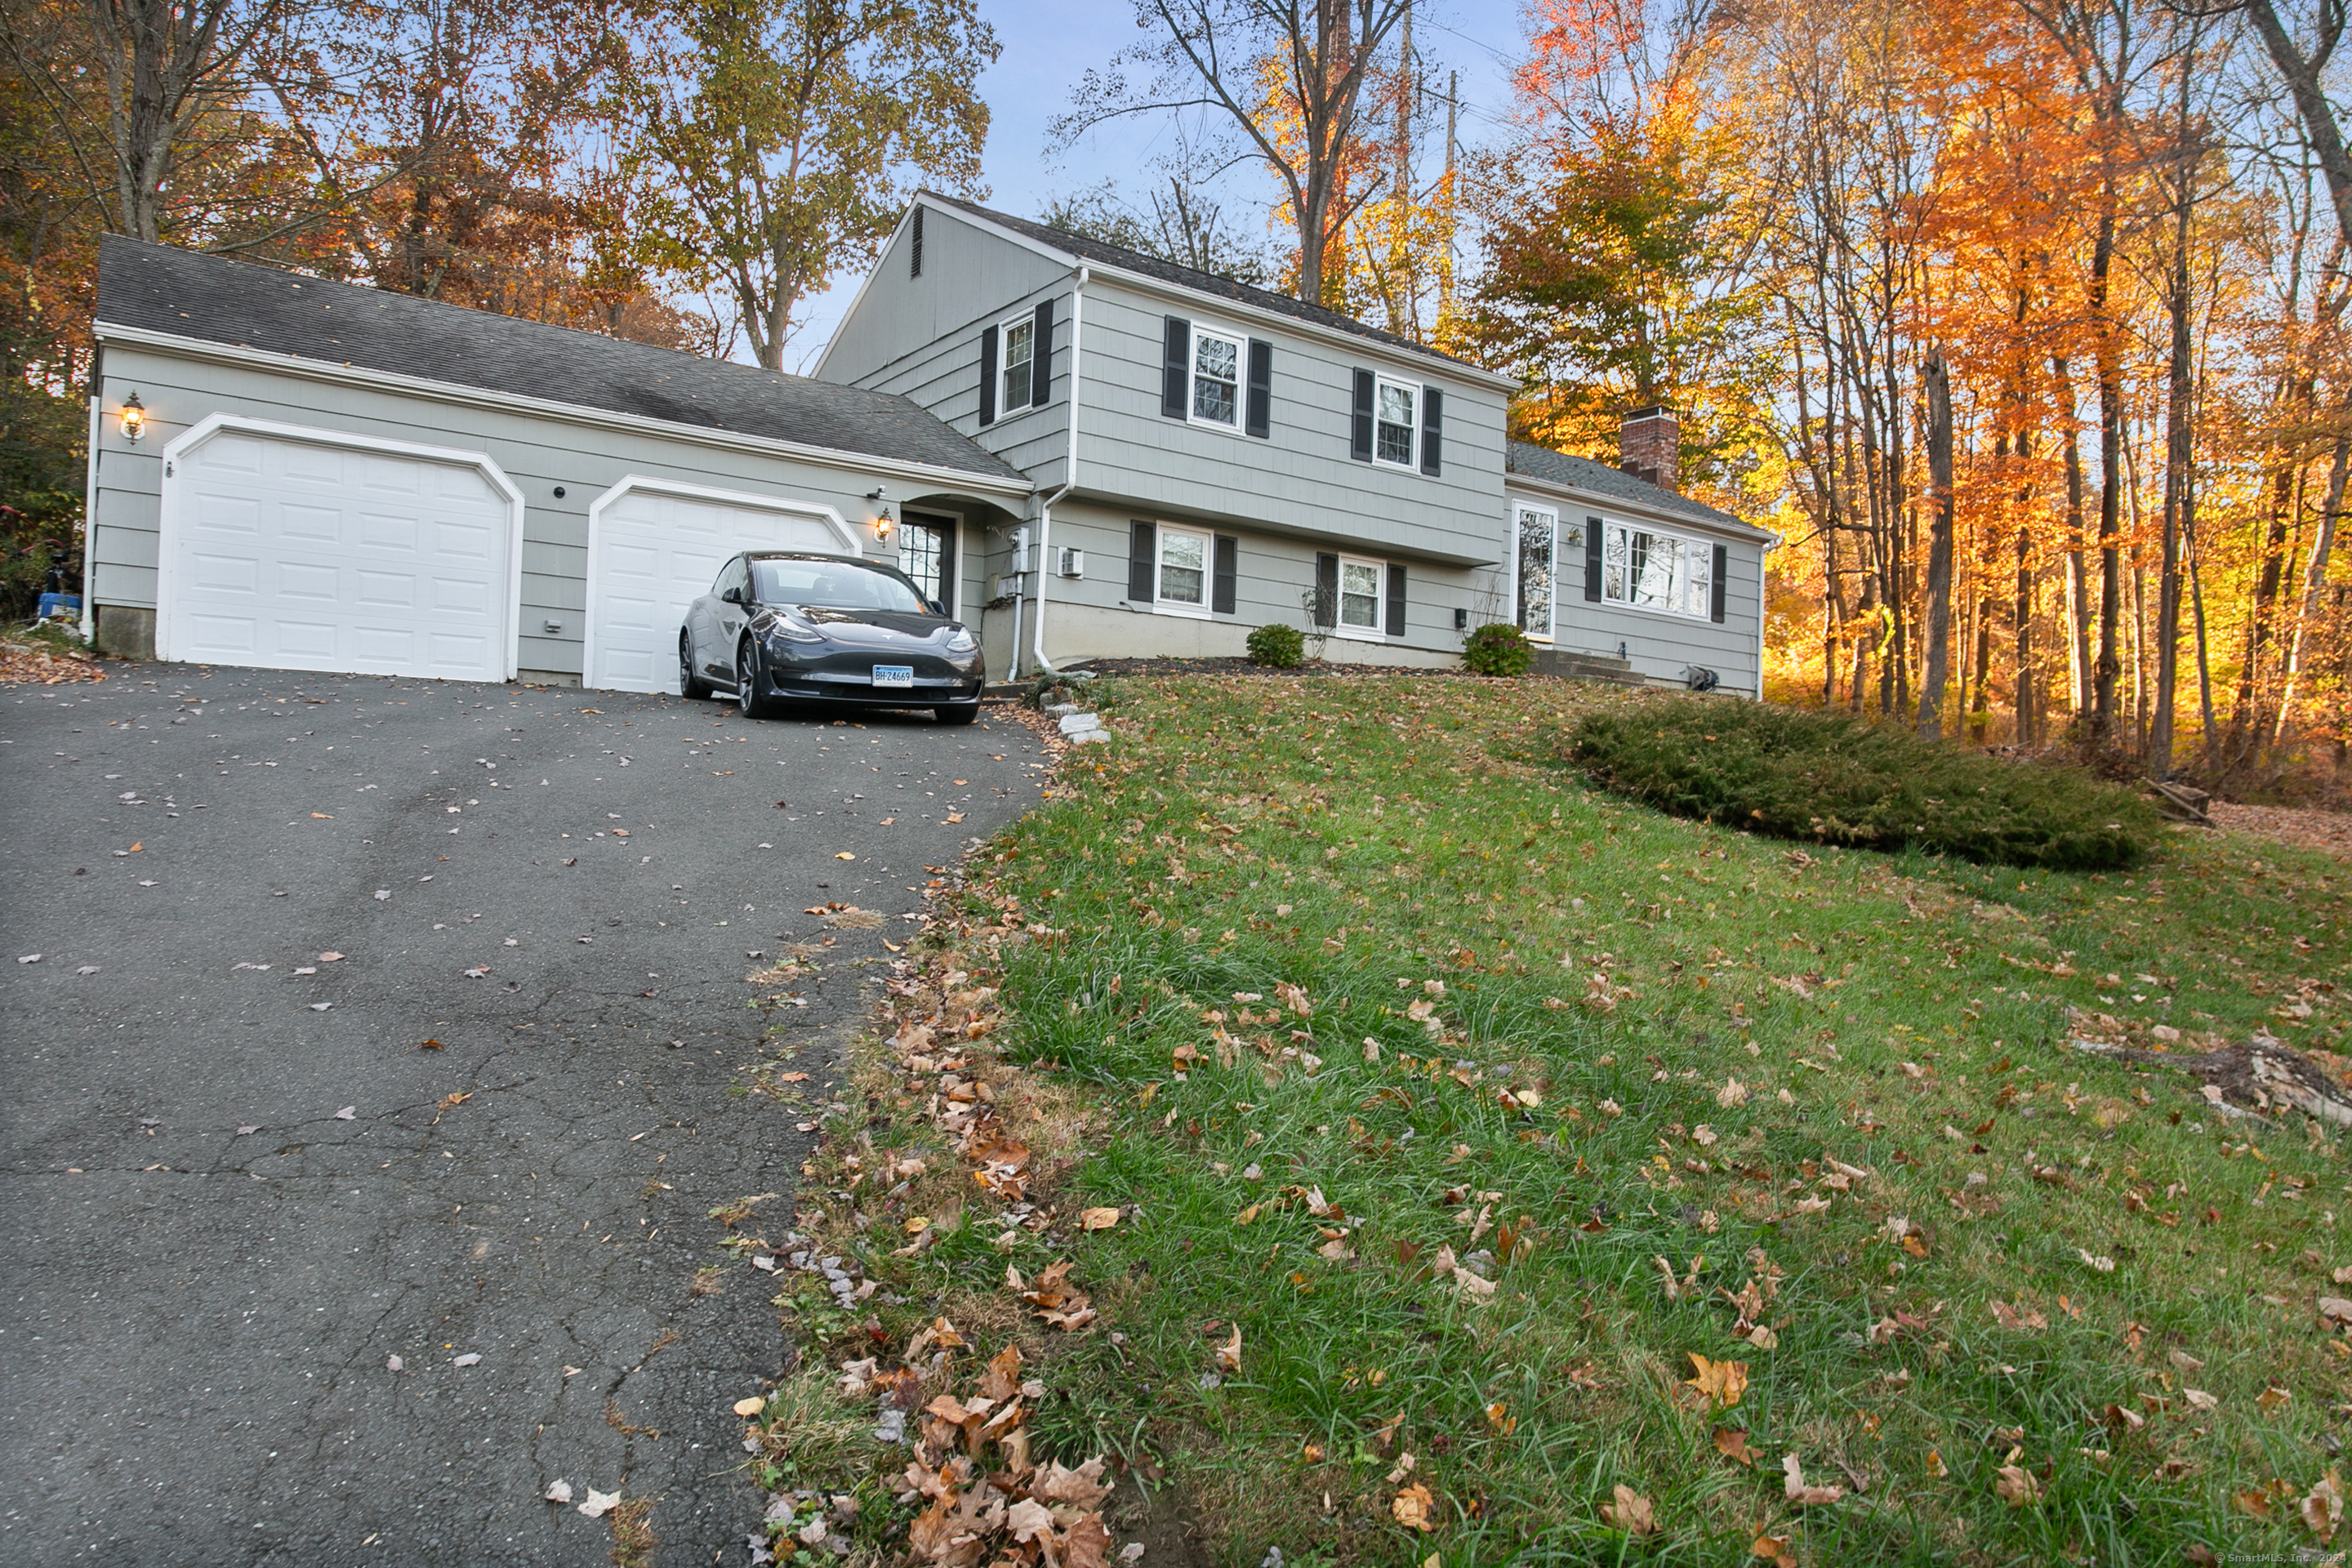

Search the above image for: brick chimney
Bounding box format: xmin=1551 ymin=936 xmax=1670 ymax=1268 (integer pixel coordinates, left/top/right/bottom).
xmin=1619 ymin=406 xmax=1679 ymax=492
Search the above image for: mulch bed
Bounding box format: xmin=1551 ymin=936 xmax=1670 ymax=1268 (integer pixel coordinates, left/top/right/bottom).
xmin=1067 ymin=656 xmax=1456 ymax=679
xmin=0 ymin=638 xmax=105 ymax=684
xmin=2209 ymin=801 xmax=2352 ymax=863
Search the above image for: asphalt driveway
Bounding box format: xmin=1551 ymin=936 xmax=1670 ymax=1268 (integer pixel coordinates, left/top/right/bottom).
xmin=0 ymin=664 xmax=1048 ymax=1566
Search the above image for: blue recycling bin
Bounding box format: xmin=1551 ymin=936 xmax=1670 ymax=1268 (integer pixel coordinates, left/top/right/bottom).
xmin=36 ymin=593 xmax=81 ymax=621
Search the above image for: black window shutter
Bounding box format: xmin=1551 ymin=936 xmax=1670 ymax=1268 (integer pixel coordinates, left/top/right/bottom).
xmin=1161 ymin=317 xmax=1190 ymax=418
xmin=1711 ymin=543 xmax=1729 ymax=623
xmin=909 ymin=206 xmax=924 ymax=278
xmin=937 ymin=523 xmax=958 ymax=612
xmin=1128 ymin=521 xmax=1156 ymax=602
xmin=1212 ymin=534 xmax=1237 ymax=614
xmin=1419 ymin=386 xmax=1442 ymax=474
xmin=1386 ymin=564 xmax=1406 ymax=637
xmin=1245 ymin=340 xmax=1272 ymax=438
xmin=978 ymin=324 xmax=998 ymax=426
xmin=1584 ymin=517 xmax=1604 ymax=602
xmin=1349 ymin=370 xmax=1374 ymax=461
xmin=1314 ymin=552 xmax=1339 ymax=627
xmin=1032 ymin=300 xmax=1054 ymax=407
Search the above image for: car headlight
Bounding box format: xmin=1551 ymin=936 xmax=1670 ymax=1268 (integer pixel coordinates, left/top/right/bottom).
xmin=943 ymin=627 xmax=977 ymax=653
xmin=760 ymin=610 xmax=824 ymax=644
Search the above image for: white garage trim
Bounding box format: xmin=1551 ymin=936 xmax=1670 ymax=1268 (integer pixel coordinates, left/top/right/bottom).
xmin=581 ymin=474 xmax=862 ymax=694
xmin=156 ymin=413 xmax=526 ymax=678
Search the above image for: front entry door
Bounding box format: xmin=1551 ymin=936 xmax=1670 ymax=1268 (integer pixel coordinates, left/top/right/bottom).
xmin=898 ymin=512 xmax=958 ymax=614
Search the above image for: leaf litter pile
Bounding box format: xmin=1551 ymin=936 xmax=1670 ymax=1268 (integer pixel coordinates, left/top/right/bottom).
xmin=739 ymin=674 xmax=2352 ymax=1566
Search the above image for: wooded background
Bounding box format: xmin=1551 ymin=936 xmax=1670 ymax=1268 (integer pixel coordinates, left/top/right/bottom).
xmin=4 ymin=0 xmax=2345 ymax=795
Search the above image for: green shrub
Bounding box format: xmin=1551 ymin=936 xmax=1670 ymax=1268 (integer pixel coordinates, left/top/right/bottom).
xmin=1567 ymin=697 xmax=2163 ymax=869
xmin=1245 ymin=622 xmax=1305 ymax=669
xmin=1462 ymin=622 xmax=1532 ymax=678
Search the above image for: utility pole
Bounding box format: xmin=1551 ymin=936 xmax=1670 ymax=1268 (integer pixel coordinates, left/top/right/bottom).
xmin=1441 ymin=66 xmax=1457 ymax=320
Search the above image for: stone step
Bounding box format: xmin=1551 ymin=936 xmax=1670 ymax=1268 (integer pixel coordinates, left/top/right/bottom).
xmin=1530 ymin=648 xmax=1646 ymax=685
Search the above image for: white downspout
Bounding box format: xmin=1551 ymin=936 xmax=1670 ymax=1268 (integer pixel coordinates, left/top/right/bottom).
xmin=1004 ymin=525 xmax=1026 ymax=679
xmin=1028 ymin=265 xmax=1087 ymax=677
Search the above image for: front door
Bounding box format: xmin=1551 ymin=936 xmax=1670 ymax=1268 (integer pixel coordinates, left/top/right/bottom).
xmin=898 ymin=512 xmax=958 ymax=614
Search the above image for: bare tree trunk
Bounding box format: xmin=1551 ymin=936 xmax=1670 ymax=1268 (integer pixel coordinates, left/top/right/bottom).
xmin=2056 ymin=355 xmax=2092 ymax=719
xmin=2276 ymin=426 xmax=2350 ymax=743
xmin=2091 ymin=200 xmax=2124 ymax=748
xmin=2152 ymin=179 xmax=2194 ymax=774
xmin=1918 ymin=349 xmax=1956 ymax=738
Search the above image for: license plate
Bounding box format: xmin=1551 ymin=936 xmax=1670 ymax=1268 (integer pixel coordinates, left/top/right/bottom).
xmin=871 ymin=664 xmax=915 ymax=688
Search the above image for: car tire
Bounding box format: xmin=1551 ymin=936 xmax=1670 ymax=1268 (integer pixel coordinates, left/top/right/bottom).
xmin=934 ymin=703 xmax=980 ymax=727
xmin=679 ymin=633 xmax=713 ymax=700
xmin=736 ymin=639 xmax=779 ymax=720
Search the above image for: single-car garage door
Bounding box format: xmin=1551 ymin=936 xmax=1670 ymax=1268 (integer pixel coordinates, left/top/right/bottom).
xmin=584 ymin=479 xmax=855 ymax=693
xmin=160 ymin=421 xmax=516 ymax=681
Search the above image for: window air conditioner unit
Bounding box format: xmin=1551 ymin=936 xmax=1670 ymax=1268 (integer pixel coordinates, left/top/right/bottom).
xmin=1056 ymin=547 xmax=1085 ymax=578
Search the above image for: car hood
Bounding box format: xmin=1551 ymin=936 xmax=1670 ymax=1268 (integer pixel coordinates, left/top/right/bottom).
xmin=768 ymin=604 xmax=956 ymax=639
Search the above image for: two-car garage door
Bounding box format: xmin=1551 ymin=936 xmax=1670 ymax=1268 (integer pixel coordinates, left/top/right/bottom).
xmin=160 ymin=421 xmax=516 ymax=682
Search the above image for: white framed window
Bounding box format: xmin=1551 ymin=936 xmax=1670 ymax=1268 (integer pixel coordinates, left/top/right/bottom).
xmin=1158 ymin=525 xmax=1212 ymax=616
xmin=1374 ymin=376 xmax=1416 ymax=466
xmin=1000 ymin=314 xmax=1037 ymax=413
xmin=1515 ymin=503 xmax=1556 ymax=641
xmin=1602 ymin=520 xmax=1713 ymax=620
xmin=1191 ymin=326 xmax=1241 ymax=427
xmin=1335 ymin=554 xmax=1385 ymax=639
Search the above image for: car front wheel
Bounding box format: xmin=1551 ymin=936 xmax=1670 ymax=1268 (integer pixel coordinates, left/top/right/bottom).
xmin=736 ymin=639 xmax=779 ymax=720
xmin=679 ymin=632 xmax=712 ymax=700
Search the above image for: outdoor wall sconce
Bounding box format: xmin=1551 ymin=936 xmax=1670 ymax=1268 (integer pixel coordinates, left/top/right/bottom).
xmin=866 ymin=485 xmax=894 ymax=541
xmin=120 ymin=392 xmax=145 ymax=443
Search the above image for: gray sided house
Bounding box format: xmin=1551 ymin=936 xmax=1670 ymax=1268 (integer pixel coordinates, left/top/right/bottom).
xmin=79 ymin=218 xmax=1771 ymax=697
xmin=817 ymin=194 xmax=1774 ymax=693
xmin=82 ymin=236 xmax=1031 ymax=689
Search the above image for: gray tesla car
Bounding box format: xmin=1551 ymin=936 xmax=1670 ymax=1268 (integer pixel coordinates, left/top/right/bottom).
xmin=679 ymin=551 xmax=986 ymax=724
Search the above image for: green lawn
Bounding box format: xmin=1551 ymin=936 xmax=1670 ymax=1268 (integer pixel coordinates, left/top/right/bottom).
xmin=773 ymin=673 xmax=2352 ymax=1568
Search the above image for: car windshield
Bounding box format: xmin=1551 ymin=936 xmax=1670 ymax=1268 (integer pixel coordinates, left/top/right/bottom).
xmin=751 ymin=556 xmax=928 ymax=613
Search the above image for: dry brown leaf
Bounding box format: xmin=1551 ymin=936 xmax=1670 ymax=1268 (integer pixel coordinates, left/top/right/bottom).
xmin=1782 ymin=1453 xmax=1844 ymax=1505
xmin=1391 ymin=1482 xmax=1437 ymax=1532
xmin=1713 ymin=1426 xmax=1758 ymax=1467
xmin=1751 ymin=1535 xmax=1789 ymax=1561
xmin=1080 ymin=1206 xmax=1121 ymax=1232
xmin=1685 ymin=1353 xmax=1749 ymax=1408
xmin=732 ymin=1396 xmax=765 ymax=1418
xmin=1215 ymin=1325 xmax=1242 ymax=1375
xmin=2304 ymin=1472 xmax=2345 ymax=1543
xmin=1996 ymin=1465 xmax=2040 ymax=1508
xmin=1599 ymin=1483 xmax=1657 ymax=1535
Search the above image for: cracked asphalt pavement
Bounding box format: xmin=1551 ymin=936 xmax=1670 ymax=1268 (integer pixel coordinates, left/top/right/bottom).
xmin=0 ymin=664 xmax=1049 ymax=1566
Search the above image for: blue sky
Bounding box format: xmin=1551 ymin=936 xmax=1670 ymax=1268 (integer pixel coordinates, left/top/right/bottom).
xmin=783 ymin=0 xmax=1535 ymax=369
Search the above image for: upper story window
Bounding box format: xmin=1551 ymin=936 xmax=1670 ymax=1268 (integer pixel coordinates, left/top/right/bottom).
xmin=1192 ymin=327 xmax=1241 ymax=426
xmin=1374 ymin=376 xmax=1416 ymax=466
xmin=1000 ymin=316 xmax=1036 ymax=412
xmin=1603 ymin=521 xmax=1713 ymax=620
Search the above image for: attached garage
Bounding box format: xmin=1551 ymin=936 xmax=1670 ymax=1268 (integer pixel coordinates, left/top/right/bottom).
xmin=85 ymin=237 xmax=1032 ymax=684
xmin=157 ymin=416 xmax=522 ymax=681
xmin=582 ymin=477 xmax=858 ymax=694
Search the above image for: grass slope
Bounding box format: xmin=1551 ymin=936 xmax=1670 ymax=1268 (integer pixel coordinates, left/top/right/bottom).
xmin=800 ymin=675 xmax=2352 ymax=1567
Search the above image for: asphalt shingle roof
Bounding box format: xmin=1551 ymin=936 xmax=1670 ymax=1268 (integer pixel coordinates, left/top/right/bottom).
xmin=923 ymin=192 xmax=1481 ymax=373
xmin=1504 ymin=441 xmax=1764 ymax=537
xmin=95 ymin=235 xmax=1029 ymax=486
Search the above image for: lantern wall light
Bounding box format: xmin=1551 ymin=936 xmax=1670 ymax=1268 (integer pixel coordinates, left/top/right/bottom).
xmin=120 ymin=392 xmax=145 ymax=443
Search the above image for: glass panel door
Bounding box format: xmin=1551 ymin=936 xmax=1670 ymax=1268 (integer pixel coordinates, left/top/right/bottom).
xmin=1516 ymin=508 xmax=1555 ymax=639
xmin=897 ymin=513 xmax=957 ymax=612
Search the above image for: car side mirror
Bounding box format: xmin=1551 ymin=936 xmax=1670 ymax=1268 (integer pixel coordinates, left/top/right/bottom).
xmin=721 ymin=586 xmax=744 ymax=605
xmin=927 ymin=598 xmax=947 ymax=617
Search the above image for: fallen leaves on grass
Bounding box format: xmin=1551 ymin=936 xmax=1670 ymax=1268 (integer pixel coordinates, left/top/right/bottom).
xmin=1392 ymin=1482 xmax=1437 ymax=1532
xmin=1599 ymin=1484 xmax=1656 ymax=1535
xmin=1684 ymin=1354 xmax=1748 ymax=1408
xmin=1995 ymin=1465 xmax=2040 ymax=1508
xmin=1781 ymin=1454 xmax=1844 ymax=1505
xmin=1713 ymin=1426 xmax=1759 ymax=1466
xmin=2305 ymin=1472 xmax=2345 ymax=1544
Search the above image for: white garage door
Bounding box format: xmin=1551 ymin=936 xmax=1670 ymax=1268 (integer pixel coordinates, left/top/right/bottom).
xmin=163 ymin=426 xmax=512 ymax=682
xmin=585 ymin=482 xmax=852 ymax=693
